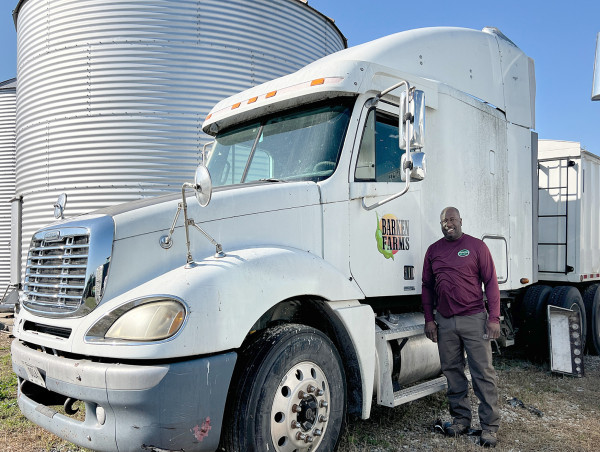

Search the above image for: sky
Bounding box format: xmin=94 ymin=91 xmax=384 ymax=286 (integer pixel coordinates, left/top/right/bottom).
xmin=1 ymin=0 xmax=599 ymax=152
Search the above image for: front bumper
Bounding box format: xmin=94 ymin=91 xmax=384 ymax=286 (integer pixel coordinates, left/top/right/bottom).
xmin=12 ymin=340 xmax=236 ymax=452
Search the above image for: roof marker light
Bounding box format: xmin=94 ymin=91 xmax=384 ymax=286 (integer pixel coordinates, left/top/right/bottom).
xmin=204 ymin=77 xmax=345 ymax=124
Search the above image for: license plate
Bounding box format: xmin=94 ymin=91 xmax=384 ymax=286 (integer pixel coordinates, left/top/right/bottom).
xmin=25 ymin=364 xmax=46 ymax=388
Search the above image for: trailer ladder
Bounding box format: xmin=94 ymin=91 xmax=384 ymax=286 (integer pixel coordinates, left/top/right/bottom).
xmin=538 ymin=157 xmax=577 ymax=274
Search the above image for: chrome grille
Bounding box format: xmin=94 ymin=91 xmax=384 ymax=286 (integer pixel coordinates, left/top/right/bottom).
xmin=22 ymin=216 xmax=114 ymax=318
xmin=24 ymin=233 xmax=90 ymax=314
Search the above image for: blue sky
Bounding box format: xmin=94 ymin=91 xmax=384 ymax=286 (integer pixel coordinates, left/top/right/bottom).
xmin=1 ymin=0 xmax=599 ymax=152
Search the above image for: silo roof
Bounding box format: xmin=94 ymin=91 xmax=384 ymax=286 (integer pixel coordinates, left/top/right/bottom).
xmin=12 ymin=0 xmax=347 ymax=47
xmin=0 ymin=78 xmax=16 ymax=90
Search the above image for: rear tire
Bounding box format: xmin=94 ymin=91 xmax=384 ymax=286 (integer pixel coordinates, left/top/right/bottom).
xmin=583 ymin=284 xmax=600 ymax=355
xmin=221 ymin=324 xmax=346 ymax=452
xmin=548 ymin=286 xmax=587 ymax=351
xmin=520 ymin=285 xmax=552 ymax=354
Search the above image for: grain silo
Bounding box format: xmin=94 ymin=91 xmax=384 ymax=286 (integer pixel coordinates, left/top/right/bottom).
xmin=0 ymin=78 xmax=16 ymax=301
xmin=12 ymin=0 xmax=346 ymax=283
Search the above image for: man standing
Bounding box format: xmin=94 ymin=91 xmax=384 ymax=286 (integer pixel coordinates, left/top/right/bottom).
xmin=422 ymin=207 xmax=501 ymax=447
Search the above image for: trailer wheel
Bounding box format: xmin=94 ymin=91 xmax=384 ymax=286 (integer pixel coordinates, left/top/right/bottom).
xmin=520 ymin=285 xmax=552 ymax=352
xmin=583 ymin=284 xmax=600 ymax=355
xmin=548 ymin=286 xmax=587 ymax=351
xmin=221 ymin=324 xmax=346 ymax=452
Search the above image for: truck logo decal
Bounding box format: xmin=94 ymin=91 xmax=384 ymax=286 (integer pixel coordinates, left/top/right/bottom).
xmin=458 ymin=249 xmax=470 ymax=257
xmin=43 ymin=231 xmax=61 ymax=242
xmin=375 ymin=213 xmax=409 ymax=259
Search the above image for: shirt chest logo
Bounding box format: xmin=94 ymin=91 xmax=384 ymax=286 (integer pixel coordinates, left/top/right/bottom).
xmin=458 ymin=249 xmax=470 ymax=257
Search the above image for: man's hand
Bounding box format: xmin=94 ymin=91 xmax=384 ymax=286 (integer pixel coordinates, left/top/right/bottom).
xmin=425 ymin=321 xmax=438 ymax=343
xmin=486 ymin=321 xmax=501 ymax=340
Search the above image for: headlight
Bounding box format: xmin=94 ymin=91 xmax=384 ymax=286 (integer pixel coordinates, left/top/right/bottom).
xmin=86 ymin=297 xmax=187 ymax=343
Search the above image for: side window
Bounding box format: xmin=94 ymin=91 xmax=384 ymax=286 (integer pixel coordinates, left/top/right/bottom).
xmin=354 ymin=109 xmax=405 ymax=182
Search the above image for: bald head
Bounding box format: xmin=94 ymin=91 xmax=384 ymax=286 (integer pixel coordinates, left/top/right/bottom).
xmin=440 ymin=207 xmax=463 ymax=241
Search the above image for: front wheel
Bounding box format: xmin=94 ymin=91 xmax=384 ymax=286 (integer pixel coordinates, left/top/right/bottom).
xmin=221 ymin=324 xmax=347 ymax=452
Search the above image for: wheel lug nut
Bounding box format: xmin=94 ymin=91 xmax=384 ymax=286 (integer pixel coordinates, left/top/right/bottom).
xmin=314 ymin=429 xmax=322 ymax=436
xmin=291 ymin=420 xmax=301 ymax=429
xmin=319 ymin=415 xmax=328 ymax=423
xmin=298 ymin=390 xmax=311 ymax=400
xmin=319 ymin=400 xmax=328 ymax=408
xmin=305 ymin=435 xmax=314 ymax=443
xmin=316 ymin=389 xmax=324 ymax=396
xmin=307 ymin=384 xmax=316 ymax=393
xmin=296 ymin=432 xmax=307 ymax=441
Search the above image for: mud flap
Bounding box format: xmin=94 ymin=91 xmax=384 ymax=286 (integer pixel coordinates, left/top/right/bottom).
xmin=548 ymin=305 xmax=584 ymax=377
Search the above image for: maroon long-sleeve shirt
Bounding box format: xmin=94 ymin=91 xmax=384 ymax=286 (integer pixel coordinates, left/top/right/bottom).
xmin=421 ymin=233 xmax=500 ymax=324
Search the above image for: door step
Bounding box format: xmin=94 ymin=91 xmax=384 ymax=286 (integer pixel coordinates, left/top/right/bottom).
xmin=393 ymin=375 xmax=448 ymax=406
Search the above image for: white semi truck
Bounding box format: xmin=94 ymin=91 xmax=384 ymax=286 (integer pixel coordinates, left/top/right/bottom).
xmin=11 ymin=27 xmax=600 ymax=451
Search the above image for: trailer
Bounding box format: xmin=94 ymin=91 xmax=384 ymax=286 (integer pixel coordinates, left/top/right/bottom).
xmin=10 ymin=27 xmax=600 ymax=451
xmin=533 ymin=139 xmax=600 ymax=355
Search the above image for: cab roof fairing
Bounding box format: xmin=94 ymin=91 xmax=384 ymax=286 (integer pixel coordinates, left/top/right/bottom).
xmin=201 ymin=59 xmax=367 ymax=135
xmin=202 ymin=26 xmax=535 ymax=135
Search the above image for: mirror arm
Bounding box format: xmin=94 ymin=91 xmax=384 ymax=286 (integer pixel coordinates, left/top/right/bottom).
xmin=362 ymin=80 xmax=413 ymax=211
xmin=181 ymin=182 xmax=225 ymax=266
xmin=181 ymin=183 xmax=194 ymax=265
xmin=159 ymin=183 xmax=225 ymax=264
xmin=361 ymin=168 xmax=411 ymax=211
xmin=159 ymin=202 xmax=183 ymax=250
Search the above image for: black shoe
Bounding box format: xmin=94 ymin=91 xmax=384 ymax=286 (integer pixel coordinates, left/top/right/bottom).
xmin=480 ymin=430 xmax=497 ymax=447
xmin=445 ymin=421 xmax=469 ymax=437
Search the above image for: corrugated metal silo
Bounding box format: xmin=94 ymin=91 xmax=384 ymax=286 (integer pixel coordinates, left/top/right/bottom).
xmin=0 ymin=78 xmax=17 ymax=299
xmin=12 ymin=0 xmax=346 ymax=281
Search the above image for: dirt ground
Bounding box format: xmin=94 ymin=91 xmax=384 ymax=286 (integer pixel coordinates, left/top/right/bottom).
xmin=1 ymin=310 xmax=599 ymax=452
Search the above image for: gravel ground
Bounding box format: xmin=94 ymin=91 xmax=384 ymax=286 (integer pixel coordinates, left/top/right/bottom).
xmin=2 ymin=310 xmax=599 ymax=452
xmin=338 ymin=350 xmax=600 ymax=452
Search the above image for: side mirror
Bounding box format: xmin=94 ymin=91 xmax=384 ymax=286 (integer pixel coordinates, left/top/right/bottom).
xmin=399 ymin=89 xmax=425 ymax=149
xmin=401 ymin=151 xmax=426 ymax=181
xmin=193 ymin=165 xmax=213 ymax=207
xmin=53 ymin=193 xmax=67 ymax=219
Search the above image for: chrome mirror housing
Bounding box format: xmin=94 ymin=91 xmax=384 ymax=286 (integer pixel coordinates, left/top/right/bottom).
xmin=400 ymin=89 xmax=425 ymax=150
xmin=53 ymin=193 xmax=68 ymax=219
xmin=401 ymin=151 xmax=426 ymax=181
xmin=193 ymin=165 xmax=212 ymax=207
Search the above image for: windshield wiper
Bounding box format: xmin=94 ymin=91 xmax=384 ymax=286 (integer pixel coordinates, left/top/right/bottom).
xmin=258 ymin=178 xmax=286 ymax=183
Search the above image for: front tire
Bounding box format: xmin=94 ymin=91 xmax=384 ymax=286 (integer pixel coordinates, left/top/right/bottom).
xmin=222 ymin=324 xmax=346 ymax=452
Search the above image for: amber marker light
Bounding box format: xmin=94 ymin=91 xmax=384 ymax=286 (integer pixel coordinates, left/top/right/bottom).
xmin=311 ymin=78 xmax=325 ymax=86
xmin=206 ymin=114 xmax=212 ymax=120
xmin=248 ymin=96 xmax=258 ymax=104
xmin=520 ymin=278 xmax=529 ymax=284
xmin=266 ymin=90 xmax=277 ymax=98
xmin=231 ymin=102 xmax=241 ymax=109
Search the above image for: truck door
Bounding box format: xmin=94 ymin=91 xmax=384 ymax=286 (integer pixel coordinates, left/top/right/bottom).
xmin=348 ymin=101 xmax=423 ymax=298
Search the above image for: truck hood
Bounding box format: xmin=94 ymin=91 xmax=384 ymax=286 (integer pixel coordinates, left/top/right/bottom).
xmin=92 ymin=180 xmax=322 ymax=241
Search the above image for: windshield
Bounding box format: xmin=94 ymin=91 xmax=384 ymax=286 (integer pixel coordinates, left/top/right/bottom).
xmin=207 ymin=100 xmax=353 ymax=186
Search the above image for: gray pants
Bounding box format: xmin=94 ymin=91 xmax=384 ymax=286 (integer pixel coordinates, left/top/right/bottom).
xmin=435 ymin=311 xmax=500 ymax=432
